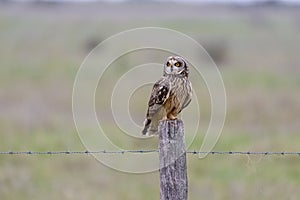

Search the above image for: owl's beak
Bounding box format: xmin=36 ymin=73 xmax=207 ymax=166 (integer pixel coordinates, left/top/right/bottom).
xmin=171 ymin=66 xmax=175 ymax=72
xmin=169 ymin=59 xmax=176 ymax=72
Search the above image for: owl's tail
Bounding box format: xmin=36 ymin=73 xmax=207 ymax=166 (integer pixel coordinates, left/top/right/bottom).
xmin=142 ymin=119 xmax=151 ymax=135
xmin=142 ymin=118 xmax=158 ymax=136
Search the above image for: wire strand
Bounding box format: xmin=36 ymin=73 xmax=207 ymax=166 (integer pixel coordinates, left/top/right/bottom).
xmin=0 ymin=150 xmax=299 ymax=156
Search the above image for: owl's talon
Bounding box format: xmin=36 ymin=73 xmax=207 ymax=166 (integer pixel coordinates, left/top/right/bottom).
xmin=167 ymin=114 xmax=177 ymax=120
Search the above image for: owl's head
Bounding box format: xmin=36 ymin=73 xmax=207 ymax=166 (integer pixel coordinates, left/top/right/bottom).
xmin=163 ymin=56 xmax=189 ymax=77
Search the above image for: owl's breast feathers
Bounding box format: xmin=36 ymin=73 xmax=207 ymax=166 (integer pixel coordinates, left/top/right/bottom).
xmin=165 ymin=76 xmax=192 ymax=115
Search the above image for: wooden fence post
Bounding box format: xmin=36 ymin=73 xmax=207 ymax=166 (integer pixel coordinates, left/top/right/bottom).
xmin=158 ymin=119 xmax=188 ymax=200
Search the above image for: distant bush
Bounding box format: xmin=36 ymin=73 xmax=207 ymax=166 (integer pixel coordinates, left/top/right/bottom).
xmin=200 ymin=39 xmax=228 ymax=66
xmin=84 ymin=37 xmax=103 ymax=53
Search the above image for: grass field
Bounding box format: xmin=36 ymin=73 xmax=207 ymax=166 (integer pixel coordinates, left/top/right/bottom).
xmin=0 ymin=2 xmax=300 ymax=199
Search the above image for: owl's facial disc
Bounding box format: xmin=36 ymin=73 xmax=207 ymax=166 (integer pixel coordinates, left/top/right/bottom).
xmin=165 ymin=58 xmax=185 ymax=75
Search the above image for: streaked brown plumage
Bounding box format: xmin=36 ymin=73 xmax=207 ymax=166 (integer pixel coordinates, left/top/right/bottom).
xmin=142 ymin=56 xmax=192 ymax=136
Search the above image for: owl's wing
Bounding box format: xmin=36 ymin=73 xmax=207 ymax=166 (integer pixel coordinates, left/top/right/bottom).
xmin=142 ymin=78 xmax=170 ymax=135
xmin=182 ymin=98 xmax=191 ymax=110
xmin=147 ymin=80 xmax=170 ymax=116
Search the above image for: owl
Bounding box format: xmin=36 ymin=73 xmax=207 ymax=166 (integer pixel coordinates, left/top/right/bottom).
xmin=142 ymin=56 xmax=192 ymax=136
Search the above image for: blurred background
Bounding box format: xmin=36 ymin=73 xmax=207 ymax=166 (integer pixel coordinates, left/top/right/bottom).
xmin=1 ymin=0 xmax=300 ymax=199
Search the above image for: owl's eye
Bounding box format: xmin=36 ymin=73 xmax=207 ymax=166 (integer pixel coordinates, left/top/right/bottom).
xmin=166 ymin=62 xmax=171 ymax=67
xmin=174 ymin=62 xmax=181 ymax=67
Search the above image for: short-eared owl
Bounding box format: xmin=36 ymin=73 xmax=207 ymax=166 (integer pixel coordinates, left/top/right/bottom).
xmin=142 ymin=56 xmax=192 ymax=136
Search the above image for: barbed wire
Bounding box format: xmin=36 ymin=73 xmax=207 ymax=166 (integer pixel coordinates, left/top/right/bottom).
xmin=0 ymin=150 xmax=299 ymax=156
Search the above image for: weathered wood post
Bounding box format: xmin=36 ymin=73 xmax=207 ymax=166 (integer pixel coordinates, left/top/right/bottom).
xmin=158 ymin=119 xmax=188 ymax=200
